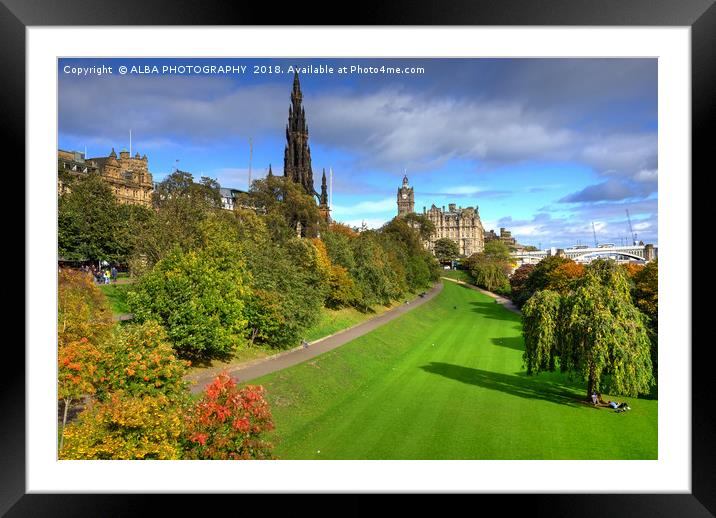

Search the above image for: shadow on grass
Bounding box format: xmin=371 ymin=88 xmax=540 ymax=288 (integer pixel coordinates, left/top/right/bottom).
xmin=420 ymin=362 xmax=580 ymax=407
xmin=466 ymin=300 xmax=519 ymax=323
xmin=491 ymin=336 xmax=525 ymax=352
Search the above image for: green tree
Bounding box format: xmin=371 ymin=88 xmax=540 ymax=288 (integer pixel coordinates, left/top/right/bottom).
xmin=521 ymin=289 xmax=561 ymax=374
xmin=132 ymin=171 xmax=223 ymax=272
xmin=58 ymin=174 xmax=132 ymax=263
xmin=127 ymin=238 xmax=250 ymax=360
xmin=522 ymin=259 xmax=654 ymax=400
xmin=632 ymin=260 xmax=658 ymax=376
xmin=240 ymin=174 xmax=323 ymax=239
xmin=483 ymin=240 xmax=512 ymax=262
xmin=403 ymin=212 xmax=436 ymax=241
xmin=433 ymin=238 xmax=461 ymax=262
xmin=469 ymin=255 xmax=511 ymax=292
xmin=235 ymin=213 xmax=325 ymax=348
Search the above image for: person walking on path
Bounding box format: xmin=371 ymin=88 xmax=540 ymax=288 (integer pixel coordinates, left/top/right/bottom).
xmin=111 ymin=266 xmax=118 ymax=283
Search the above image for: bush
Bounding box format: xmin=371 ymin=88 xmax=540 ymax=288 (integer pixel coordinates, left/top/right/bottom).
xmin=184 ymin=372 xmax=275 ymax=460
xmin=128 ymin=244 xmax=250 ymax=360
xmin=60 ymin=391 xmax=186 ymax=460
xmin=95 ymin=321 xmax=190 ymax=400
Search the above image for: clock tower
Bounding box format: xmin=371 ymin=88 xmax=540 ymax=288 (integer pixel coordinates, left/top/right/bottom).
xmin=397 ymin=174 xmax=414 ymax=216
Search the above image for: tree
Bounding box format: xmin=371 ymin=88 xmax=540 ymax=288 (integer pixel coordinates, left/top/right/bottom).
xmin=60 ymin=391 xmax=186 ymax=460
xmin=57 ymin=269 xmax=114 ymax=450
xmin=632 ymin=260 xmax=658 ymax=376
xmin=58 ymin=269 xmax=113 ymax=347
xmin=522 ymin=255 xmax=572 ymax=300
xmin=469 ymin=254 xmax=511 ymax=292
xmin=127 ymin=239 xmax=250 ymax=360
xmin=545 ymin=261 xmax=585 ymax=294
xmin=235 ymin=215 xmax=326 ymax=348
xmin=509 ymin=264 xmax=536 ymax=308
xmin=483 ymin=240 xmax=512 ymax=262
xmin=58 ymin=336 xmax=103 ymax=452
xmin=240 ymin=174 xmax=323 ymax=239
xmin=433 ymin=238 xmax=460 ymax=262
xmin=95 ymin=321 xmax=190 ymax=400
xmin=522 ymin=259 xmax=654 ymax=400
xmin=350 ymin=232 xmax=401 ymax=309
xmin=403 ymin=212 xmax=436 ymax=241
xmin=132 ymin=171 xmax=223 ymax=272
xmin=184 ymin=372 xmax=274 ymax=460
xmin=58 ymin=174 xmax=134 ymax=264
xmin=521 ymin=290 xmax=561 ymax=374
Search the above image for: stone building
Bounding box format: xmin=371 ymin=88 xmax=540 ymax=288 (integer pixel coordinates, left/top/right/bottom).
xmin=423 ymin=203 xmax=485 ymax=257
xmin=283 ymin=73 xmax=317 ymax=198
xmin=485 ymin=227 xmax=517 ymax=248
xmin=57 ymin=149 xmax=97 ymax=195
xmin=396 ymin=175 xmax=415 ymax=216
xmin=58 ymin=147 xmax=154 ymax=208
xmin=395 ymin=175 xmax=486 ymax=257
xmin=318 ymin=168 xmax=331 ymax=222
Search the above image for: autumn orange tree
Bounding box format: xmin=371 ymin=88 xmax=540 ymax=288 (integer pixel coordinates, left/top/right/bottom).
xmin=57 ymin=269 xmax=113 ymax=451
xmin=184 ymin=372 xmax=275 ymax=460
xmin=59 ymin=321 xmax=191 ymax=460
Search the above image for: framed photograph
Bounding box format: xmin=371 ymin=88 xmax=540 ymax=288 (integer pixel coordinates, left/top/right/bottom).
xmin=10 ymin=0 xmax=711 ymax=514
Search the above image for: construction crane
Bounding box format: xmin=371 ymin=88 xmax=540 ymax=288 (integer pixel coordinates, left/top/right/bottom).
xmin=626 ymin=209 xmax=637 ymax=245
xmin=591 ymin=222 xmax=598 ymax=248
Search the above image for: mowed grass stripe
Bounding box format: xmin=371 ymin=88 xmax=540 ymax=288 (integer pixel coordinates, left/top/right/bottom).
xmin=249 ymin=280 xmax=657 ymax=459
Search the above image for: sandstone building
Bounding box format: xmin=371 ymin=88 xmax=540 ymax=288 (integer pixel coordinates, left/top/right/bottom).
xmin=58 ymin=148 xmax=154 ymax=208
xmin=423 ymin=203 xmax=485 ymax=257
xmin=396 ymin=175 xmax=486 ymax=257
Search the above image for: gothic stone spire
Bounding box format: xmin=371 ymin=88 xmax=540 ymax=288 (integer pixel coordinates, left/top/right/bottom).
xmin=318 ymin=168 xmax=330 ymax=221
xmin=284 ymin=72 xmax=316 ymax=197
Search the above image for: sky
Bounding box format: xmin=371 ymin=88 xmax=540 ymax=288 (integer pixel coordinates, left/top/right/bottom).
xmin=58 ymin=58 xmax=658 ymax=249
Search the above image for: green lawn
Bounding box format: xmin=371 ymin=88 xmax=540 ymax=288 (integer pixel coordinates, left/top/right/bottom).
xmin=440 ymin=269 xmax=471 ymax=282
xmin=249 ymin=280 xmax=657 ymax=460
xmin=98 ymin=284 xmax=133 ymax=315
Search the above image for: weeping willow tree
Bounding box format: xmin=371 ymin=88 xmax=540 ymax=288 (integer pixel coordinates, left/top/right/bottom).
xmin=522 ymin=259 xmax=654 ymax=400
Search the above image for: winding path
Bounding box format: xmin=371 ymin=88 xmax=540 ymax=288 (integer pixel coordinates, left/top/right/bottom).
xmin=185 ymin=282 xmax=444 ymax=394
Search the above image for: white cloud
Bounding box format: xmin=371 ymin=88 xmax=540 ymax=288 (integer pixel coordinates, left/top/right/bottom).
xmin=633 ymin=168 xmax=658 ymax=183
xmin=439 ymin=185 xmax=485 ymax=195
xmin=331 ymin=197 xmax=396 ymax=217
xmin=337 ymin=217 xmax=390 ymax=229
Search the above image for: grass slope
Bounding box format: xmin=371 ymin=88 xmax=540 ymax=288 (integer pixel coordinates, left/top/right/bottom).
xmin=250 ymin=280 xmax=657 ymax=460
xmin=98 ymin=284 xmax=132 ymax=315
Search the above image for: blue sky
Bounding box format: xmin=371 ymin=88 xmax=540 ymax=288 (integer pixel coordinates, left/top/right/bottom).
xmin=58 ymin=58 xmax=658 ymax=248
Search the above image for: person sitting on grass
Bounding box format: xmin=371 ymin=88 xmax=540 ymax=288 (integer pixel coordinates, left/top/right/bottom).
xmin=591 ymin=392 xmax=599 ymax=405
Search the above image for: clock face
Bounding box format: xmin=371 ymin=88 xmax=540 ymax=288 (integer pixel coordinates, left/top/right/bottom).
xmin=402 ymin=193 xmax=407 ymax=199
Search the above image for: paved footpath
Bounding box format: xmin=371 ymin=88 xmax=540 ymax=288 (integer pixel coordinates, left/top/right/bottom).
xmin=186 ymin=282 xmax=444 ymax=394
xmin=440 ymin=276 xmax=521 ymax=315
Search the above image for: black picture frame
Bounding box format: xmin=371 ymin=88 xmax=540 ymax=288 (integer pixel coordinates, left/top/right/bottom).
xmin=7 ymin=0 xmax=711 ymax=515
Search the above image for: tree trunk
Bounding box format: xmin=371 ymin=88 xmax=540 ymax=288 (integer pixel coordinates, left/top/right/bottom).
xmin=587 ymin=364 xmax=596 ymax=401
xmin=60 ymin=397 xmax=71 ymax=452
